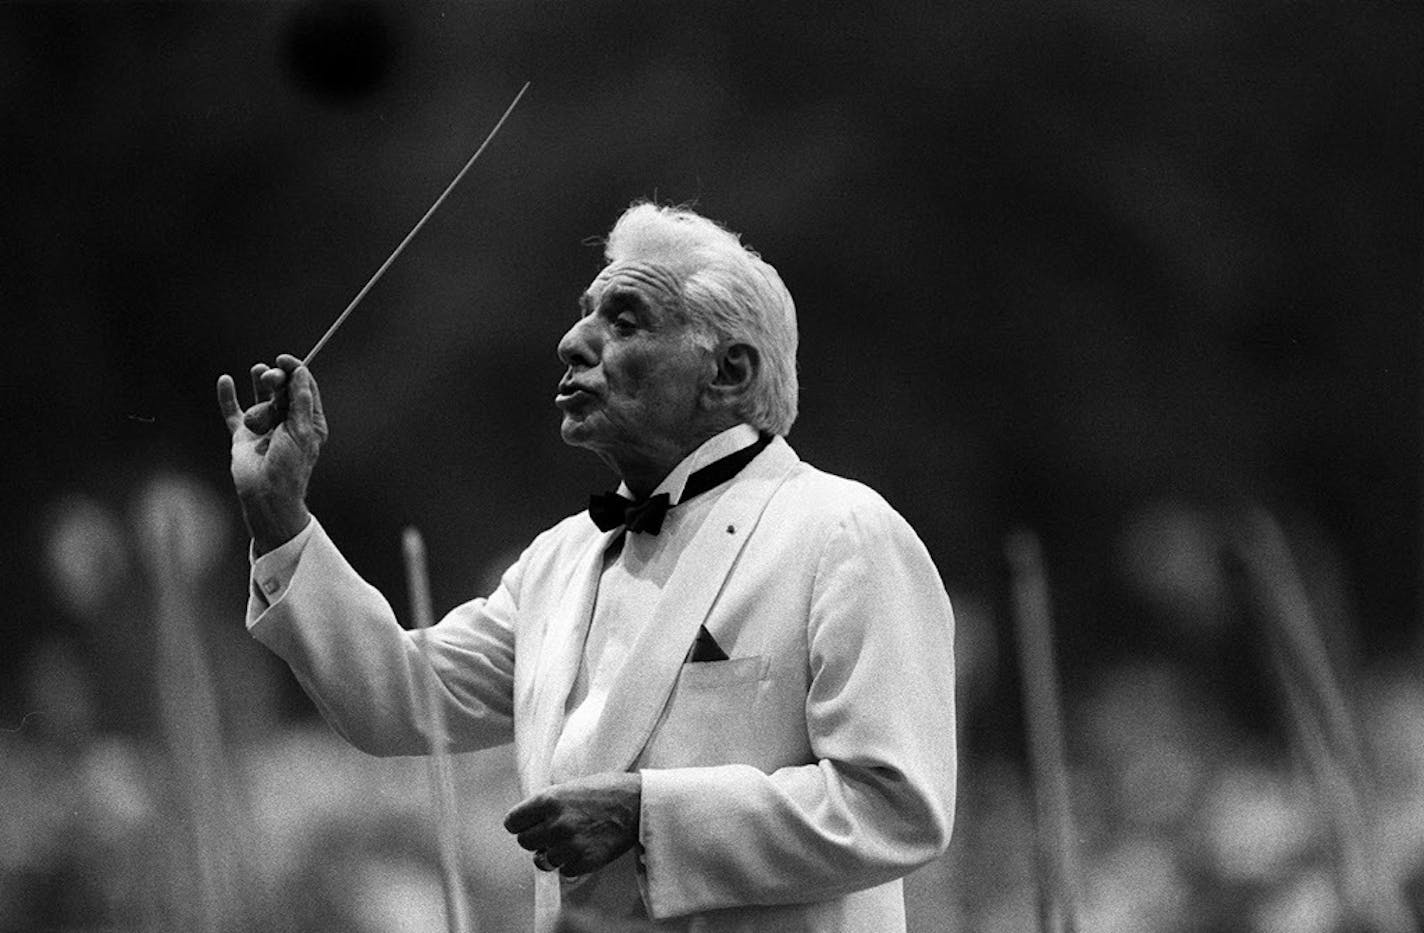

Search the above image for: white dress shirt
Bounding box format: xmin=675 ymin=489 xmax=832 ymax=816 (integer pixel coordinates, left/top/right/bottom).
xmin=549 ymin=423 xmax=761 ymax=783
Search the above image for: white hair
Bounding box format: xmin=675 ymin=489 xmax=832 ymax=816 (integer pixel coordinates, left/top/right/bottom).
xmin=603 ymin=202 xmax=799 ymax=436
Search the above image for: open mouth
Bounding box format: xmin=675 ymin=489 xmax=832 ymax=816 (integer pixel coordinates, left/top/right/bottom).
xmin=555 ymin=387 xmax=597 ymax=410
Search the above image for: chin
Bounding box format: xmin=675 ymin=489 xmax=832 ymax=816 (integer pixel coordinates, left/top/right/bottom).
xmin=559 ymin=417 xmax=596 ymax=448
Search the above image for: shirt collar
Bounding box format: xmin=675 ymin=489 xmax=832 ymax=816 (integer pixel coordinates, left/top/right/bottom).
xmin=617 ymin=423 xmax=761 ymax=506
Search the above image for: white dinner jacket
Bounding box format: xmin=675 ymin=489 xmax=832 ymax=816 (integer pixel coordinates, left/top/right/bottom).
xmin=248 ymin=436 xmax=957 ymax=932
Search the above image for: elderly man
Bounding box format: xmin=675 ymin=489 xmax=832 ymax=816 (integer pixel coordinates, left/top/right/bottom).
xmin=217 ymin=203 xmax=956 ymax=931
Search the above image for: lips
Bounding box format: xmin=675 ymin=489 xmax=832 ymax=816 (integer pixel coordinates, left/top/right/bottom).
xmin=555 ymin=382 xmax=598 ymax=411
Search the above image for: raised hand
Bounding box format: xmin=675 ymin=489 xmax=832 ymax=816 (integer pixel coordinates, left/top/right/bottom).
xmin=216 ymin=353 xmax=328 ymax=555
xmin=504 ymin=772 xmax=642 ymax=878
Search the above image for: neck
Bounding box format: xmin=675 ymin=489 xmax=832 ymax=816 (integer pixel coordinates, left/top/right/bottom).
xmin=613 ymin=457 xmax=681 ymax=500
xmin=599 ymin=441 xmax=699 ymax=499
xmin=600 ymin=419 xmax=740 ymax=498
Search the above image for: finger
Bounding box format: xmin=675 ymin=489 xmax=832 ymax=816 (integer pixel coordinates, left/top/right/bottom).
xmin=274 ymin=354 xmax=322 ymax=420
xmin=262 ymin=372 xmax=290 ymax=426
xmin=289 ymin=366 xmax=316 ymax=426
xmin=306 ymin=364 xmax=325 ymax=420
xmin=514 ymin=824 xmax=556 ymax=852
xmin=259 ymin=366 xmax=288 ymax=399
xmin=503 ymin=795 xmax=555 ymax=834
xmin=217 ymin=375 xmax=243 ymax=435
xmin=541 ymin=842 xmax=584 ymax=877
xmin=555 ymin=847 xmax=605 ymax=878
xmin=243 ymin=400 xmax=276 ymax=435
xmin=251 ymin=363 xmax=271 ymax=403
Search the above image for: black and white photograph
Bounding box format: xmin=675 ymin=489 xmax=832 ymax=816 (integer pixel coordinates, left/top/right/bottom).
xmin=2 ymin=2 xmax=1421 ymax=931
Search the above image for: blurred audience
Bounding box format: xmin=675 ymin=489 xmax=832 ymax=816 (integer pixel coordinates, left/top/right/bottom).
xmin=3 ymin=476 xmax=1421 ymax=931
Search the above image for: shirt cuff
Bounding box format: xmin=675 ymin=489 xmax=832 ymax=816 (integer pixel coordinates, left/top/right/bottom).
xmin=249 ymin=515 xmax=317 ymax=608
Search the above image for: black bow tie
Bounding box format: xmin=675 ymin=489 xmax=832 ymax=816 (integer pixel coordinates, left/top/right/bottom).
xmin=588 ymin=491 xmax=672 ymax=534
xmin=588 ymin=433 xmax=772 ymax=535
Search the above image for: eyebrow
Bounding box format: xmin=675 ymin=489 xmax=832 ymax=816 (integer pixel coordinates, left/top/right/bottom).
xmin=580 ymin=287 xmax=649 ymax=319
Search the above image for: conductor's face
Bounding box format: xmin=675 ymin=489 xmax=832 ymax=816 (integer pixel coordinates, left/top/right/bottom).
xmin=555 ymin=261 xmax=713 ymax=470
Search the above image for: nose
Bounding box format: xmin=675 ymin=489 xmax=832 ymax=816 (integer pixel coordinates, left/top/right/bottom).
xmin=557 ymin=315 xmax=599 ymax=369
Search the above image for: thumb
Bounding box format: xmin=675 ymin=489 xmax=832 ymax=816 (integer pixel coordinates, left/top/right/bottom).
xmin=243 ymin=400 xmax=279 ymax=435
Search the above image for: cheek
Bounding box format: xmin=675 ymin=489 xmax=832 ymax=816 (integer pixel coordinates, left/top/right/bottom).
xmin=606 ymin=343 xmax=706 ymax=412
xmin=609 ymin=348 xmax=670 ymax=402
xmin=619 ymin=355 xmax=655 ymax=393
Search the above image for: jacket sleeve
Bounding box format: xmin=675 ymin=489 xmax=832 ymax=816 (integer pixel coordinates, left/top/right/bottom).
xmin=247 ymin=516 xmax=520 ymax=756
xmin=636 ymin=501 xmax=957 ymax=918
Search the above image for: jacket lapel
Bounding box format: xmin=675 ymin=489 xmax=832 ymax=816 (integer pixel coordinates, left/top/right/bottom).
xmin=521 ymin=526 xmax=621 ymax=791
xmin=579 ymin=438 xmax=799 ymax=776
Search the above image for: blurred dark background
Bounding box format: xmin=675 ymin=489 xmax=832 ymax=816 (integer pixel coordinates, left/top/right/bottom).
xmin=3 ymin=2 xmax=1422 ymax=930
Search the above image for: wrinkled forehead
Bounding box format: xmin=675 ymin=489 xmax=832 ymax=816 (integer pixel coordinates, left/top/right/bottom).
xmin=582 ymin=260 xmax=683 ymax=310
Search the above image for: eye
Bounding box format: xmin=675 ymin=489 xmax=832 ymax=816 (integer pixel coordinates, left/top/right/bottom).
xmin=603 ymin=293 xmax=642 ymax=333
xmin=594 ymin=288 xmax=651 ymax=336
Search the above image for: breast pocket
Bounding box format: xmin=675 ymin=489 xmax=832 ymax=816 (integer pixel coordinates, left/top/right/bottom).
xmin=636 ymin=656 xmax=770 ymax=769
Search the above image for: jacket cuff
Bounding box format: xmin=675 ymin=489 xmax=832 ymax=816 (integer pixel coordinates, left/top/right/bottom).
xmin=246 ymin=514 xmax=318 ymax=624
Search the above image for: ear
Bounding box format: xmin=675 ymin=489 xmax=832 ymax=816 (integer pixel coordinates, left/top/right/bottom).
xmin=703 ymin=342 xmax=759 ymax=412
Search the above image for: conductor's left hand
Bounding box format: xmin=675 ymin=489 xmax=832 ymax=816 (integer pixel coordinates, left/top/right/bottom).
xmin=504 ymin=772 xmax=642 ymax=877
